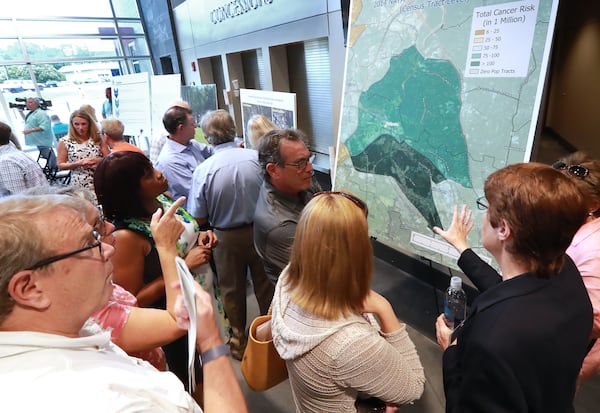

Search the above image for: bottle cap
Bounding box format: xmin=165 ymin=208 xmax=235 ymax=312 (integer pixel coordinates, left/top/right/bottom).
xmin=450 ymin=276 xmax=462 ymax=289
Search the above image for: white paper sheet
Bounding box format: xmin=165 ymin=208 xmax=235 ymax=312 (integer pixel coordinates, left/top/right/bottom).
xmin=175 ymin=256 xmax=198 ymax=393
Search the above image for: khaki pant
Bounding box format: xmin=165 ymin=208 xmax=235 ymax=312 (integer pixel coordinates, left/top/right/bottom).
xmin=213 ymin=225 xmax=274 ymax=339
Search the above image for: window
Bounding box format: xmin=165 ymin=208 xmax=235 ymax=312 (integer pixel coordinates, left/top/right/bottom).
xmin=0 ymin=0 xmax=152 ymax=151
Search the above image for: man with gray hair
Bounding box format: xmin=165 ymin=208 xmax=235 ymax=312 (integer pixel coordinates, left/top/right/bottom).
xmin=21 ymin=97 xmax=54 ymax=150
xmin=187 ymin=109 xmax=274 ymax=360
xmin=253 ymin=128 xmax=319 ymax=283
xmin=100 ymin=118 xmax=145 ymax=155
xmin=0 ymin=194 xmax=247 ymax=412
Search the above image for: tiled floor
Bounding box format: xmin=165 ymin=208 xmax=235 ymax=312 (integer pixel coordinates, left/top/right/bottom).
xmin=235 ymin=257 xmax=600 ymax=412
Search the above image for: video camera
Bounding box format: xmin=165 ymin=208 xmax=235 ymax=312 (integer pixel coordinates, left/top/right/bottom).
xmin=9 ymin=97 xmax=52 ymax=111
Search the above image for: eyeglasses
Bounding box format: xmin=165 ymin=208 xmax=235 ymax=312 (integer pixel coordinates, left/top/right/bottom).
xmin=476 ymin=196 xmax=488 ymax=210
xmin=26 ymin=230 xmax=103 ymax=270
xmin=97 ymin=205 xmax=107 ymax=235
xmin=552 ymin=161 xmax=589 ymax=178
xmin=282 ymin=153 xmax=316 ymax=172
xmin=315 ymin=191 xmax=369 ymax=217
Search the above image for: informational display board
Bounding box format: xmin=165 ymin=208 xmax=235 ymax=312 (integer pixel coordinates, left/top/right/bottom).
xmin=112 ymin=73 xmax=152 ymax=139
xmin=114 ymin=73 xmax=182 ymax=149
xmin=181 ymin=84 xmax=218 ymax=125
xmin=240 ymin=88 xmax=297 ymax=149
xmin=334 ymin=0 xmax=559 ymax=270
xmin=150 ymin=74 xmax=182 ymax=139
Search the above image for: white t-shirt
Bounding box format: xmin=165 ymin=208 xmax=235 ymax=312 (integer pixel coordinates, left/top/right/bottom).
xmin=0 ymin=322 xmax=202 ymax=413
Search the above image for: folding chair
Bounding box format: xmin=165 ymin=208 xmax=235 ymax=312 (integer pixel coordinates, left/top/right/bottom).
xmin=37 ymin=147 xmax=72 ymax=185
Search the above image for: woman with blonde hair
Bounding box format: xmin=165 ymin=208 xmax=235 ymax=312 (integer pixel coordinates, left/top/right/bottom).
xmin=57 ymin=109 xmax=108 ymax=203
xmin=271 ymin=191 xmax=425 ymax=413
xmin=246 ymin=114 xmax=276 ymax=148
xmin=80 ymin=103 xmax=99 ymax=123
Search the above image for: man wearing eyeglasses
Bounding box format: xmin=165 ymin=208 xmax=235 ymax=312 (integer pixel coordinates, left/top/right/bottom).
xmin=0 ymin=194 xmax=248 ymax=413
xmin=253 ymin=128 xmax=320 ymax=283
xmin=187 ymin=109 xmax=274 ymax=360
xmin=100 ymin=118 xmax=145 ymax=155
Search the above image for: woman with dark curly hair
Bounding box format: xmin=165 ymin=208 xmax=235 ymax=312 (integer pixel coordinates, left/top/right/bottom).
xmin=94 ymin=151 xmax=230 ymax=398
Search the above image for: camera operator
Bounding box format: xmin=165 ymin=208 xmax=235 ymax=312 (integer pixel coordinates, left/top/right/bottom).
xmin=20 ymin=97 xmax=54 ymax=150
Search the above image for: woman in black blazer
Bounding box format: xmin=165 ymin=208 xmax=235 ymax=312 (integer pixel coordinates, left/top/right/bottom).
xmin=434 ymin=162 xmax=593 ymax=413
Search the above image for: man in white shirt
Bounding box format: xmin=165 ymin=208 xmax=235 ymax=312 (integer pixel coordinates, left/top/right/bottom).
xmin=0 ymin=194 xmax=247 ymax=413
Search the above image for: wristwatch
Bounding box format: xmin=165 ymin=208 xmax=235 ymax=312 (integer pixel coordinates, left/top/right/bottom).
xmin=200 ymin=344 xmax=231 ymax=364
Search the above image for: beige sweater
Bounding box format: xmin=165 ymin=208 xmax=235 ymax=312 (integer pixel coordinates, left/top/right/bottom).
xmin=271 ymin=271 xmax=425 ymax=413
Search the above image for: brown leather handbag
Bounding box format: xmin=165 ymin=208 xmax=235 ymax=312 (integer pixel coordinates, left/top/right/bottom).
xmin=241 ymin=314 xmax=288 ymax=391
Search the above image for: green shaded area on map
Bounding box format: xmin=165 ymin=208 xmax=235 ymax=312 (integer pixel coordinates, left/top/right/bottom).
xmin=347 ymin=45 xmax=473 ymax=228
xmin=351 ymin=135 xmax=445 ymax=228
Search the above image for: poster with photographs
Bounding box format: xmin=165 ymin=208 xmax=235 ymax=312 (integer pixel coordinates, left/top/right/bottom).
xmin=181 ymin=84 xmax=218 ymax=125
xmin=240 ymin=89 xmax=296 ymax=149
xmin=181 ymin=84 xmax=218 ymax=144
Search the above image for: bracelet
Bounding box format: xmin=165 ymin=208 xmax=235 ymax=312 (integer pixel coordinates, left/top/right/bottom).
xmin=200 ymin=344 xmax=230 ymax=364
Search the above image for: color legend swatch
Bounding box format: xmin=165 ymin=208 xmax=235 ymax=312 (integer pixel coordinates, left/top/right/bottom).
xmin=465 ymin=0 xmax=539 ymax=77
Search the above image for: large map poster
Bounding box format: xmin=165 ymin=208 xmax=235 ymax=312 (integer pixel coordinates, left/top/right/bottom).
xmin=334 ymin=0 xmax=559 ymax=270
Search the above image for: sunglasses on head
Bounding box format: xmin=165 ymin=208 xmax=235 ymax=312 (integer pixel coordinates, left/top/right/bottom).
xmin=315 ymin=191 xmax=368 ymax=217
xmin=552 ymin=161 xmax=589 ymax=178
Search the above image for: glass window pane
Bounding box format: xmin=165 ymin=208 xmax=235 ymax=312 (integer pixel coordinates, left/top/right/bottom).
xmin=113 ymin=0 xmax=140 ymax=18
xmin=130 ymin=59 xmax=153 ymax=74
xmin=122 ymin=37 xmax=150 ymax=57
xmin=2 ymin=61 xmax=117 ymax=151
xmin=13 ymin=20 xmax=145 ymax=37
xmin=0 ymin=19 xmax=17 ymax=37
xmin=15 ymin=20 xmax=118 ymax=37
xmin=5 ymin=1 xmax=113 ymax=18
xmin=115 ymin=22 xmax=145 ymax=35
xmin=58 ymin=61 xmax=122 ymax=84
xmin=0 ymin=40 xmax=25 ymax=61
xmin=21 ymin=38 xmax=121 ymax=60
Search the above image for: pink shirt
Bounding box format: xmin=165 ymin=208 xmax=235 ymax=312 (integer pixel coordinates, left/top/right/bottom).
xmin=566 ymin=218 xmax=600 ymax=378
xmin=92 ymin=284 xmax=166 ymax=371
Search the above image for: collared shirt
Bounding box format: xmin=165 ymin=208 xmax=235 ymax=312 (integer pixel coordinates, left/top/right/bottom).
xmin=52 ymin=122 xmax=69 ymax=135
xmin=110 ymin=141 xmax=146 ymax=155
xmin=24 ymin=108 xmax=54 ymax=147
xmin=149 ymin=131 xmax=168 ymax=164
xmin=187 ymin=142 xmax=262 ymax=228
xmin=566 ymin=219 xmax=600 ymax=378
xmin=0 ymin=322 xmax=202 ymax=413
xmin=102 ymin=99 xmax=113 ymax=118
xmin=154 ymin=137 xmax=213 ymax=200
xmin=253 ymin=180 xmax=315 ymax=282
xmin=0 ymin=144 xmax=48 ymax=196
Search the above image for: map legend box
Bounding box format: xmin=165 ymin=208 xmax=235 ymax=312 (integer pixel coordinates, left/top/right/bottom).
xmin=465 ymin=0 xmax=540 ymax=78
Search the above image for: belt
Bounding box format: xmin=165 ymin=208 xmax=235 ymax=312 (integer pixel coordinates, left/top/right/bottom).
xmin=213 ymin=223 xmax=253 ymax=231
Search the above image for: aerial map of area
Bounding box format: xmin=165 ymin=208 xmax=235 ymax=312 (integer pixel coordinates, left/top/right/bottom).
xmin=334 ymin=0 xmax=558 ymax=270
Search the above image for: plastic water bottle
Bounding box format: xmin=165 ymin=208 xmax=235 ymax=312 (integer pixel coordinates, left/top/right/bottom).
xmin=444 ymin=276 xmax=466 ymax=329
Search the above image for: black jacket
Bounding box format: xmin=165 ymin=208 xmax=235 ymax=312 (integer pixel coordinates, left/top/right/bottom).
xmin=443 ymin=249 xmax=593 ymax=413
